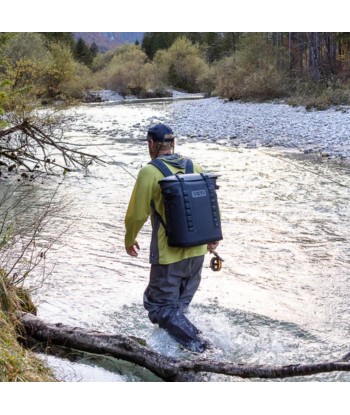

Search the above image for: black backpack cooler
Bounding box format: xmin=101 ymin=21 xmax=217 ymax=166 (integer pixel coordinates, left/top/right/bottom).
xmin=149 ymin=158 xmax=223 ymax=248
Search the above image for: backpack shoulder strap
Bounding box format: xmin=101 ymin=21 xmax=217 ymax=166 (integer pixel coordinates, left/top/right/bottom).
xmin=148 ymin=159 xmax=173 ymax=177
xmin=149 ymin=157 xmax=194 ymax=176
xmin=185 ymin=158 xmax=194 ymax=173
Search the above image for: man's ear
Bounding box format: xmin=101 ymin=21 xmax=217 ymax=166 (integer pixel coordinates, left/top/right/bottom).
xmin=150 ymin=139 xmax=159 ymax=151
xmin=148 ymin=139 xmax=157 ymax=159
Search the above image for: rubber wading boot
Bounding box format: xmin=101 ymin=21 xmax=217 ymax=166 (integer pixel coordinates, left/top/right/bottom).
xmin=159 ymin=311 xmax=208 ymax=353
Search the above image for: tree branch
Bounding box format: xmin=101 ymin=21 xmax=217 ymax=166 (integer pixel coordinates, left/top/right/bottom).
xmin=1 ymin=116 xmax=105 ymax=173
xmin=19 ymin=313 xmax=350 ymax=382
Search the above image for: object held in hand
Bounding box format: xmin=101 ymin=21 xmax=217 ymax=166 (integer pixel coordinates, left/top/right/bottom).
xmin=210 ymin=251 xmax=224 ymax=272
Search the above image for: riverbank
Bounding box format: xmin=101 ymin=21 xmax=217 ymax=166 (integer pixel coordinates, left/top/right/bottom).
xmin=89 ymin=91 xmax=350 ymax=163
xmin=169 ymin=97 xmax=350 ymax=163
xmin=0 ymin=311 xmax=55 ymax=381
xmin=0 ymin=283 xmax=56 ymax=382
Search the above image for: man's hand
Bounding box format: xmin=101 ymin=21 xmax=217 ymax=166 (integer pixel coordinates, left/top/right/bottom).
xmin=126 ymin=241 xmax=140 ymax=257
xmin=207 ymin=241 xmax=219 ymax=253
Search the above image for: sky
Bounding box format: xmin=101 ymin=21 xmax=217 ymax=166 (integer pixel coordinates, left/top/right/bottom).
xmin=2 ymin=1 xmax=346 ymax=32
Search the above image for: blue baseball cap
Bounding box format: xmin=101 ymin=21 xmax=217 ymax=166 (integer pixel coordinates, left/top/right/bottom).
xmin=147 ymin=124 xmax=175 ymax=142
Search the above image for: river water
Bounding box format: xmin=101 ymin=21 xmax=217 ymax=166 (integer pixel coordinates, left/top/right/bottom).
xmin=16 ymin=98 xmax=350 ymax=382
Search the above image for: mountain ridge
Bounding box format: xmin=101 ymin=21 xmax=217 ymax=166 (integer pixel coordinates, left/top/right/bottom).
xmin=73 ymin=32 xmax=144 ymax=51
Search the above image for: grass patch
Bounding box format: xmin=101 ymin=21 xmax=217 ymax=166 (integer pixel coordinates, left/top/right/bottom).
xmin=287 ymin=82 xmax=350 ymax=110
xmin=0 ymin=312 xmax=55 ymax=382
xmin=0 ymin=274 xmax=56 ymax=382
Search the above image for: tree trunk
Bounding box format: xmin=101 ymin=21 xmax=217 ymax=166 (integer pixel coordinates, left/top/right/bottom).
xmin=308 ymin=32 xmax=322 ymax=81
xmin=19 ymin=313 xmax=350 ymax=382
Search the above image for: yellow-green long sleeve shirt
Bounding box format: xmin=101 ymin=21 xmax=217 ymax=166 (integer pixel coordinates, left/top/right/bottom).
xmin=124 ymin=155 xmax=208 ymax=265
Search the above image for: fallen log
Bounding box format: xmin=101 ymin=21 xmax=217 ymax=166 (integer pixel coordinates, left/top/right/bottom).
xmin=19 ymin=313 xmax=199 ymax=381
xmin=19 ymin=313 xmax=350 ymax=382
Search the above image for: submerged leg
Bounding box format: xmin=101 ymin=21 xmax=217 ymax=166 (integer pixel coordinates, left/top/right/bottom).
xmin=178 ymin=255 xmax=204 ymax=311
xmin=144 ymin=256 xmax=207 ymax=352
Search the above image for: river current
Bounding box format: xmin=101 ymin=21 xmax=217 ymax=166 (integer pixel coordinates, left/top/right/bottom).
xmin=14 ymin=99 xmax=350 ymax=381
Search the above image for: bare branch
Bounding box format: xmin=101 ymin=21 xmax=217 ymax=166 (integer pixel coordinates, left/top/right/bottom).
xmin=1 ymin=111 xmax=105 ymax=173
xmin=0 ymin=176 xmax=71 ymax=294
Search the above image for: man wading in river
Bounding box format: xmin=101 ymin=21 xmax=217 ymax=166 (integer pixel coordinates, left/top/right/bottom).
xmin=124 ymin=123 xmax=220 ymax=353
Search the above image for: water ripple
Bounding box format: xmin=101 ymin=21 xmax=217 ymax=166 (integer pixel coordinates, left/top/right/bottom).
xmin=7 ymin=101 xmax=349 ymax=382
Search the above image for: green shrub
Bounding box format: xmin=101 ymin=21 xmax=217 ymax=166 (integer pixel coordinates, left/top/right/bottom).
xmin=288 ymin=81 xmax=350 ymax=109
xmin=60 ymin=62 xmax=96 ymax=100
xmin=211 ymin=53 xmax=289 ymax=101
xmin=153 ymin=37 xmax=209 ymax=92
xmin=94 ymin=44 xmax=158 ymax=96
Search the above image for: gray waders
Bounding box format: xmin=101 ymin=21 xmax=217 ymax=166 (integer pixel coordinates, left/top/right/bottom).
xmin=143 ymin=255 xmax=207 ymax=352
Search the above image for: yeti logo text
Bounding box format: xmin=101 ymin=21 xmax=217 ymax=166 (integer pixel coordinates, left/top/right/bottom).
xmin=192 ymin=190 xmax=206 ymax=198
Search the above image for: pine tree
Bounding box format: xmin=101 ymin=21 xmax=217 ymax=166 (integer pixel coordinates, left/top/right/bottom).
xmin=74 ymin=38 xmax=93 ymax=66
xmin=142 ymin=32 xmax=179 ymax=59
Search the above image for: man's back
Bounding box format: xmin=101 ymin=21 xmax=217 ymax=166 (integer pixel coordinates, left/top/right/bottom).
xmin=125 ymin=154 xmax=208 ymax=265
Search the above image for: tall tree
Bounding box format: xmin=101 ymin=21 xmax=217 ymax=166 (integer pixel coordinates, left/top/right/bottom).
xmin=74 ymin=37 xmax=94 ymax=66
xmin=221 ymin=32 xmax=241 ymax=54
xmin=142 ymin=32 xmax=179 ymax=59
xmin=202 ymin=32 xmax=224 ymax=63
